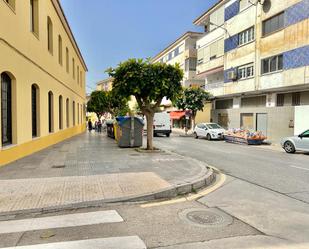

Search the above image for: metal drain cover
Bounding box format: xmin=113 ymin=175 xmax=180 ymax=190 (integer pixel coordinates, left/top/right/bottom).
xmin=179 ymin=208 xmax=233 ymax=228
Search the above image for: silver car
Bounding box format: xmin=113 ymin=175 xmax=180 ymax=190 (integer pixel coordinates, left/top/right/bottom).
xmin=281 ymin=130 xmax=309 ymax=153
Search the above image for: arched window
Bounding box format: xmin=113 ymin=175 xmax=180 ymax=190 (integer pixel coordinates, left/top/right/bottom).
xmin=66 ymin=47 xmax=69 ymax=73
xmin=77 ymin=66 xmax=79 ymax=84
xmin=77 ymin=103 xmax=80 ymax=124
xmin=59 ymin=95 xmax=63 ymax=130
xmin=72 ymin=58 xmax=75 ymax=79
xmin=58 ymin=35 xmax=62 ymax=65
xmin=1 ymin=73 xmax=12 ymax=146
xmin=31 ymin=84 xmax=39 ymax=137
xmin=66 ymin=98 xmax=69 ymax=128
xmin=30 ymin=0 xmax=39 ymax=35
xmin=72 ymin=101 xmax=75 ymax=126
xmin=47 ymin=17 xmax=53 ymax=54
xmin=80 ymin=71 xmax=82 ymax=87
xmin=48 ymin=91 xmax=54 ymax=133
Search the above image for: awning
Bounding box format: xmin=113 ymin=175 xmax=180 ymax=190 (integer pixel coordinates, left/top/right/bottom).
xmin=170 ymin=111 xmax=185 ymax=120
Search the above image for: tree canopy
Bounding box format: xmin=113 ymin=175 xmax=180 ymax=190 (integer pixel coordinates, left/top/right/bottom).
xmin=107 ymin=58 xmax=183 ymax=149
xmin=87 ymin=90 xmax=129 ymax=119
xmin=87 ymin=90 xmax=108 ymax=120
xmin=175 ymin=87 xmax=211 ymax=127
xmin=107 ymin=59 xmax=183 ymax=114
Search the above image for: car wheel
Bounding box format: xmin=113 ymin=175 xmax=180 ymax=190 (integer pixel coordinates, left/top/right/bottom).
xmin=284 ymin=141 xmax=296 ymax=154
xmin=194 ymin=132 xmax=198 ymax=139
xmin=166 ymin=133 xmax=170 ymax=137
xmin=206 ymin=134 xmax=211 ymax=141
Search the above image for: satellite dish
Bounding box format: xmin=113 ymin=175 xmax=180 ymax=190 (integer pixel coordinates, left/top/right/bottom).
xmin=262 ymin=0 xmax=271 ymax=12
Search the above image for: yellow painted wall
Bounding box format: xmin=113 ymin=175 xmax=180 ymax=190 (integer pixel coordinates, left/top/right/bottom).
xmin=0 ymin=0 xmax=87 ymax=165
xmin=0 ymin=125 xmax=85 ymax=167
xmin=195 ymin=103 xmax=212 ymax=123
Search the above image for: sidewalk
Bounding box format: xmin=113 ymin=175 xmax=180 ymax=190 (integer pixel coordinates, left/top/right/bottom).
xmin=172 ymin=128 xmax=194 ymax=137
xmin=0 ymin=132 xmax=214 ymax=215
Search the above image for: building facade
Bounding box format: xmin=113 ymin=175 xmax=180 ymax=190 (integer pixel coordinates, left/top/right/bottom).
xmin=151 ymin=32 xmax=204 ymax=88
xmin=96 ymin=77 xmax=113 ymax=92
xmin=195 ymin=0 xmax=309 ymax=142
xmin=0 ymin=0 xmax=87 ymax=166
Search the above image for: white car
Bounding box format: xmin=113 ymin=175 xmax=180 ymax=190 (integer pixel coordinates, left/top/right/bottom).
xmin=281 ymin=129 xmax=309 ymax=153
xmin=194 ymin=123 xmax=225 ymax=140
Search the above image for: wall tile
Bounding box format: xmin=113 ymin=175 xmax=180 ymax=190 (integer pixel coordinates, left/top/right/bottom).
xmin=225 ymin=1 xmax=240 ymax=21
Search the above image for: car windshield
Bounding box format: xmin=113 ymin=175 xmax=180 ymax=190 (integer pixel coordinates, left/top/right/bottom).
xmin=301 ymin=130 xmax=309 ymax=136
xmin=206 ymin=123 xmax=222 ymax=129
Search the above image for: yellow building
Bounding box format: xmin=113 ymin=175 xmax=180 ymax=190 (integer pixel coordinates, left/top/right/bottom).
xmin=96 ymin=77 xmax=113 ymax=92
xmin=0 ymin=0 xmax=87 ymax=166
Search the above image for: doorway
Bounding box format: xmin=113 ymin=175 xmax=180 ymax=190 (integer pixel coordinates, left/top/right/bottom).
xmin=256 ymin=113 xmax=268 ymax=136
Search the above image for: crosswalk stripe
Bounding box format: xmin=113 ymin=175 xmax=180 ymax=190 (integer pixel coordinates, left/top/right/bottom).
xmin=0 ymin=210 xmax=123 ymax=234
xmin=0 ymin=236 xmax=147 ymax=249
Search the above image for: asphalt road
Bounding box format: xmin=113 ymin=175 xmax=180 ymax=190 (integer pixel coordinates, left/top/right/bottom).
xmin=154 ymin=135 xmax=309 ymax=204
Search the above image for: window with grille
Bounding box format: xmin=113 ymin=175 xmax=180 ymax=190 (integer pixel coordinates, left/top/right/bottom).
xmin=1 ymin=73 xmax=12 ymax=146
xmin=31 ymin=85 xmax=38 ymax=137
xmin=66 ymin=99 xmax=69 ymax=128
xmin=48 ymin=91 xmax=54 ymax=133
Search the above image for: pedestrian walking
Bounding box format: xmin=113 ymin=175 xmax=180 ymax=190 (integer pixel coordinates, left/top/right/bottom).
xmin=94 ymin=121 xmax=98 ymax=132
xmin=98 ymin=120 xmax=102 ymax=133
xmin=88 ymin=120 xmax=92 ymax=132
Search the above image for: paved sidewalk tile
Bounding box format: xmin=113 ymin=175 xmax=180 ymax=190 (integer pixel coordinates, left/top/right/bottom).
xmin=0 ymin=172 xmax=170 ymax=213
xmin=0 ymin=133 xmax=209 ymax=214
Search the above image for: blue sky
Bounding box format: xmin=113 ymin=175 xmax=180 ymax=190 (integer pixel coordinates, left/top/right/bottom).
xmin=60 ymin=0 xmax=218 ymax=93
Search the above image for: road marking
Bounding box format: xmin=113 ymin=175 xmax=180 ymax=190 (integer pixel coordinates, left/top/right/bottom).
xmin=141 ymin=170 xmax=226 ymax=208
xmin=290 ymin=165 xmax=309 ymax=171
xmin=0 ymin=236 xmax=147 ymax=249
xmin=0 ymin=210 xmax=123 ymax=234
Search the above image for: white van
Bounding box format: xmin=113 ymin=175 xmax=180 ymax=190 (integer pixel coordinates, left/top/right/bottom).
xmin=144 ymin=112 xmax=172 ymax=137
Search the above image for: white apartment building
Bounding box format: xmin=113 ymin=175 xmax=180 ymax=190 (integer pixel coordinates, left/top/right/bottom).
xmin=194 ymin=0 xmax=309 ymax=142
xmin=151 ymin=32 xmax=204 ymax=88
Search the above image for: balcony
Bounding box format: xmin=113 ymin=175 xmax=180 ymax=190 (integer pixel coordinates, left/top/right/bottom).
xmin=184 ymin=48 xmax=197 ymax=59
xmin=197 ymin=56 xmax=224 ymax=74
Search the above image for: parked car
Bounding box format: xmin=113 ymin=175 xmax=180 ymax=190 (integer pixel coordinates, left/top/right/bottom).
xmin=281 ymin=129 xmax=309 ymax=153
xmin=144 ymin=112 xmax=172 ymax=137
xmin=194 ymin=123 xmax=225 ymax=140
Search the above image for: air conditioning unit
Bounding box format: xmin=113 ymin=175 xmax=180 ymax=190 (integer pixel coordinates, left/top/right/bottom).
xmin=227 ymin=70 xmax=237 ymax=81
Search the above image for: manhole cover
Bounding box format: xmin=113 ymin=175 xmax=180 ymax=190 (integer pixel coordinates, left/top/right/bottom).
xmin=52 ymin=165 xmax=65 ymax=169
xmin=179 ymin=208 xmax=233 ymax=228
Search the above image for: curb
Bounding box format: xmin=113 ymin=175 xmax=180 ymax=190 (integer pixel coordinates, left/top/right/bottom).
xmin=0 ymin=168 xmax=216 ymax=219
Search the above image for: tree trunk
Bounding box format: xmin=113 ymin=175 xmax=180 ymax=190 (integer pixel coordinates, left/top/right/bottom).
xmin=145 ymin=112 xmax=154 ymax=150
xmin=192 ymin=112 xmax=196 ymax=130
